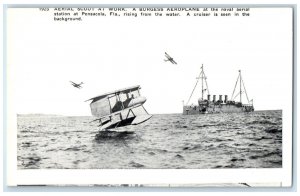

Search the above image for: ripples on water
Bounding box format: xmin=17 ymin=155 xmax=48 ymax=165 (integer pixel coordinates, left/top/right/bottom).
xmin=17 ymin=110 xmax=282 ymax=169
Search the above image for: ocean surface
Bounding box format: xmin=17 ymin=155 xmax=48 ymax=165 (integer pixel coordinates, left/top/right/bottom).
xmin=17 ymin=110 xmax=282 ymax=169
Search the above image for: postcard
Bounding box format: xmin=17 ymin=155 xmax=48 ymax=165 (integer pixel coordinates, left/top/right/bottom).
xmin=5 ymin=6 xmax=293 ymax=187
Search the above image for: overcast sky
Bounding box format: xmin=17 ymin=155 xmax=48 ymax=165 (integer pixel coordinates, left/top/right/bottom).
xmin=7 ymin=8 xmax=292 ymax=115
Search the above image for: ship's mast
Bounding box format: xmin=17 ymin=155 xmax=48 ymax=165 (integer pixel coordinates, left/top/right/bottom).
xmin=201 ymin=65 xmax=204 ymax=100
xmin=186 ymin=64 xmax=210 ymax=104
xmin=197 ymin=64 xmax=209 ymax=100
xmin=231 ymin=69 xmax=250 ymax=104
xmin=239 ymin=70 xmax=242 ymax=103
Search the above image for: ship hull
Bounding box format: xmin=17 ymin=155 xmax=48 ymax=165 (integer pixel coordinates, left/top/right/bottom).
xmin=183 ymin=103 xmax=254 ymax=115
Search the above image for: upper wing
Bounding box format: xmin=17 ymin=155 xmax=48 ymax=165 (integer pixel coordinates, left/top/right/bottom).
xmin=86 ymin=85 xmax=141 ymax=102
xmin=165 ymin=52 xmax=171 ymax=58
xmin=87 ymin=85 xmax=142 ymax=118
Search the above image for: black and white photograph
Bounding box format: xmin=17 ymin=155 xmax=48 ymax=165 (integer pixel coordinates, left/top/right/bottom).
xmin=5 ymin=6 xmax=293 ymax=187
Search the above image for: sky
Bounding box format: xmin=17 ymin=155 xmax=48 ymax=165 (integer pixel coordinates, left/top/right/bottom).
xmin=7 ymin=8 xmax=293 ymax=116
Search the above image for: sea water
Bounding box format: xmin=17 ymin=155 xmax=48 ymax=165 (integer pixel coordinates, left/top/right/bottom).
xmin=17 ymin=110 xmax=282 ymax=169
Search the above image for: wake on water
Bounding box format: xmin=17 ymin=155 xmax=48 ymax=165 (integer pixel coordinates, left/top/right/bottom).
xmin=94 ymin=130 xmax=135 ymax=141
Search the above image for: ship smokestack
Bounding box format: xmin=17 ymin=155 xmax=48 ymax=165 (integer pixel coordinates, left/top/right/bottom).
xmin=224 ymin=95 xmax=228 ymax=103
xmin=207 ymin=94 xmax=210 ymax=101
xmin=219 ymin=95 xmax=223 ymax=103
xmin=213 ymin=95 xmax=216 ymax=102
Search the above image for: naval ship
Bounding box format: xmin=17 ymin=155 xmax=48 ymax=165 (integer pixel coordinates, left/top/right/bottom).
xmin=183 ymin=65 xmax=254 ymax=115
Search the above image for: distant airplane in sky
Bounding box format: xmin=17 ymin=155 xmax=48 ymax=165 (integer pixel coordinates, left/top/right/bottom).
xmin=164 ymin=52 xmax=177 ymax=64
xmin=70 ymin=81 xmax=83 ymax=89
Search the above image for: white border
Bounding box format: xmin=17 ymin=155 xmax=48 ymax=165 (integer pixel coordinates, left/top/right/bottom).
xmin=3 ymin=1 xmax=295 ymax=188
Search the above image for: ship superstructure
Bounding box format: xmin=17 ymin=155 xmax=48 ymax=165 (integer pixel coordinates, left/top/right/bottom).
xmin=183 ymin=65 xmax=254 ymax=115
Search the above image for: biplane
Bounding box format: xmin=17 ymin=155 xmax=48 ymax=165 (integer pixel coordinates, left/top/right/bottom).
xmin=86 ymin=85 xmax=152 ymax=130
xmin=164 ymin=52 xmax=177 ymax=64
xmin=70 ymin=81 xmax=84 ymax=89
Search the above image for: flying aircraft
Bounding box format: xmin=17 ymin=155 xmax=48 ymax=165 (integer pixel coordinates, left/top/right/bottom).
xmin=86 ymin=85 xmax=152 ymax=130
xmin=70 ymin=81 xmax=84 ymax=89
xmin=164 ymin=52 xmax=177 ymax=64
